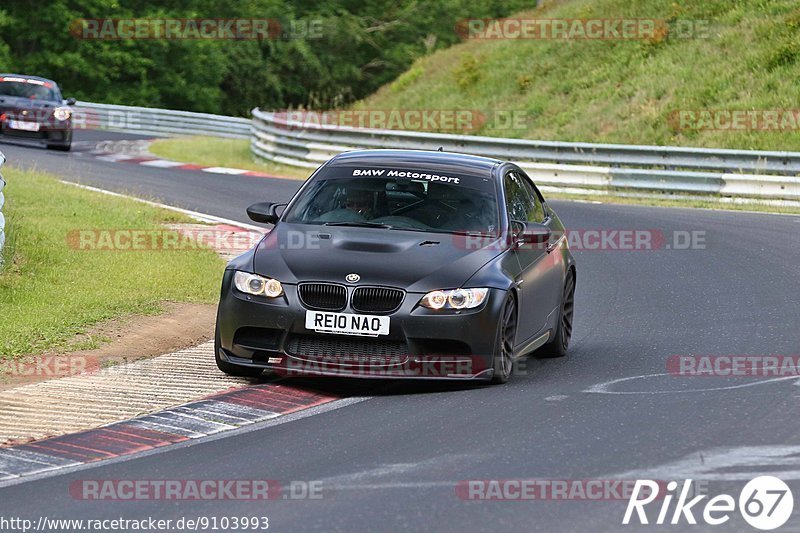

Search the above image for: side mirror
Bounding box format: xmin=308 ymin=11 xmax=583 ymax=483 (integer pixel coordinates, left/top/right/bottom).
xmin=246 ymin=202 xmax=286 ymax=224
xmin=514 ymin=221 xmax=551 ymax=246
xmin=65 ymin=97 xmax=77 ymax=106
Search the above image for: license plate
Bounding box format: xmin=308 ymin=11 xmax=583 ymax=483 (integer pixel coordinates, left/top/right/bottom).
xmin=7 ymin=120 xmax=39 ymax=131
xmin=305 ymin=310 xmax=390 ymax=337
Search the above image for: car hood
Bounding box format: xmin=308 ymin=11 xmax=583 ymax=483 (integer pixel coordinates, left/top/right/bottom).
xmin=252 ymin=224 xmax=505 ymax=292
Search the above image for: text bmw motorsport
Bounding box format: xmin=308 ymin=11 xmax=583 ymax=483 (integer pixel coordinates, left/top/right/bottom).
xmin=214 ymin=149 xmax=576 ymax=384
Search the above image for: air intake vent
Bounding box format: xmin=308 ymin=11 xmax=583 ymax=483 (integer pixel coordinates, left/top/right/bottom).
xmin=286 ymin=334 xmax=409 ymax=364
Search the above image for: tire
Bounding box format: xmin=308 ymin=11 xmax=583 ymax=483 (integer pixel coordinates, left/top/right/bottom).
xmin=215 ymin=328 xmax=264 ymax=378
xmin=537 ymin=270 xmax=575 ymax=358
xmin=491 ymin=294 xmax=518 ymax=384
xmin=47 ymin=143 xmax=71 ymax=152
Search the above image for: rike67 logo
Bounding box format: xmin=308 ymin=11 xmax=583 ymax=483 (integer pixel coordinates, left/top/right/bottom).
xmin=623 ymin=477 xmax=793 ymax=530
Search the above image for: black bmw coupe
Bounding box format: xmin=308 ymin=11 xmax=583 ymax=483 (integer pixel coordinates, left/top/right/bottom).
xmin=215 ymin=149 xmax=576 ymax=384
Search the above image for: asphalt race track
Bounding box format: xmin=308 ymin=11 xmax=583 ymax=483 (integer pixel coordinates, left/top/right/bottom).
xmin=1 ymin=131 xmax=800 ymax=531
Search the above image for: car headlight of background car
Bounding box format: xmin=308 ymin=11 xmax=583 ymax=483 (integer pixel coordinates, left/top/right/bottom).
xmin=233 ymin=271 xmax=283 ymax=298
xmin=53 ymin=107 xmax=72 ymax=121
xmin=420 ymin=288 xmax=489 ymax=310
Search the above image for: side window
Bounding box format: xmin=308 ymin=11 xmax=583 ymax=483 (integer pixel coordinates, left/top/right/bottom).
xmin=503 ymin=172 xmax=529 ymax=222
xmin=503 ymin=171 xmax=544 ymax=223
xmin=518 ymin=173 xmax=545 ymax=223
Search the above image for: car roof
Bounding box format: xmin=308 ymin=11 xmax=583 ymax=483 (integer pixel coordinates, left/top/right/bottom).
xmin=326 ymin=149 xmax=503 ymax=176
xmin=0 ymin=73 xmax=60 ymax=87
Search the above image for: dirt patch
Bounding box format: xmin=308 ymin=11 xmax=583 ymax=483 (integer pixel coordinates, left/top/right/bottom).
xmin=0 ymin=302 xmax=217 ymax=392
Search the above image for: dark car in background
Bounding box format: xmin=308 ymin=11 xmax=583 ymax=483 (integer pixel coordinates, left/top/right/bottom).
xmin=0 ymin=74 xmax=75 ymax=151
xmin=215 ymin=149 xmax=577 ymax=384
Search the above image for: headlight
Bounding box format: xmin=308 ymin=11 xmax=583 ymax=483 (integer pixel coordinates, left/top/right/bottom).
xmin=53 ymin=107 xmax=72 ymax=121
xmin=233 ymin=271 xmax=283 ymax=298
xmin=420 ymin=288 xmax=489 ymax=310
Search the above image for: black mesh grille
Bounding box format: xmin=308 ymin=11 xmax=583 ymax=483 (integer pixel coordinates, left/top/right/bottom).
xmin=286 ymin=334 xmax=409 ymax=364
xmin=351 ymin=287 xmax=405 ymax=314
xmin=298 ymin=283 xmax=347 ymax=311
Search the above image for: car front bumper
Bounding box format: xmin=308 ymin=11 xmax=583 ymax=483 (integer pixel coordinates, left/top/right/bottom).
xmin=0 ymin=121 xmax=72 ymax=145
xmin=216 ymin=270 xmax=507 ymax=381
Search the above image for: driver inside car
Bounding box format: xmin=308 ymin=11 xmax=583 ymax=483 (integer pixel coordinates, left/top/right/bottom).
xmin=344 ymin=188 xmax=375 ymax=219
xmin=317 ymin=185 xmax=379 ymax=222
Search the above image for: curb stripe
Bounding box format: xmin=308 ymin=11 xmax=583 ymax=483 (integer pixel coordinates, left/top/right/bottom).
xmin=0 ymin=453 xmax=63 ymax=476
xmin=22 ymin=442 xmax=109 ymax=462
xmin=89 ymin=149 xmax=282 ymax=180
xmin=143 ymin=412 xmax=236 ymax=435
xmin=128 ymin=419 xmax=208 ymax=439
xmin=99 ymin=425 xmax=186 ymax=447
xmin=29 ymin=439 xmax=121 ymax=459
xmin=0 ymin=449 xmax=78 ymax=468
xmin=174 ymin=400 xmax=277 ymax=423
xmin=0 ymin=384 xmax=340 ymax=483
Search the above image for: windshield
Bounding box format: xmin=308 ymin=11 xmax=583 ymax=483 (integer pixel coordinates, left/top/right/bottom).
xmin=0 ymin=77 xmax=60 ymax=101
xmin=284 ymin=167 xmax=499 ymax=234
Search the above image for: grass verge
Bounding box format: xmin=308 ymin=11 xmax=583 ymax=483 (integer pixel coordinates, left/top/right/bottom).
xmin=0 ymin=167 xmax=226 ymax=359
xmin=148 ymin=136 xmax=310 ymax=180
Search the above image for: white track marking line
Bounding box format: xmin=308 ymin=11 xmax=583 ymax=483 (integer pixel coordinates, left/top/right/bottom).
xmin=583 ymin=373 xmax=800 ymax=395
xmin=606 ymin=445 xmax=800 ymax=481
xmin=201 ymin=167 xmax=249 ymax=175
xmin=95 ymin=154 xmax=136 ymax=162
xmin=139 ymin=159 xmax=185 ymax=168
xmin=58 ymin=180 xmax=266 ymax=232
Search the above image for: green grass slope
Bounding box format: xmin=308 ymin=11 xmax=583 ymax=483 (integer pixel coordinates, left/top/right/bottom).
xmin=356 ymin=0 xmax=800 ymax=151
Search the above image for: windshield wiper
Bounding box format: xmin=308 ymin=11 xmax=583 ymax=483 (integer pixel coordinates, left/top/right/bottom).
xmin=446 ymin=230 xmax=496 ymax=236
xmin=323 ymin=221 xmax=394 ymax=229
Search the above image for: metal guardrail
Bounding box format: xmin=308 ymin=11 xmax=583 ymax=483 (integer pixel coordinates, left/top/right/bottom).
xmin=250 ymin=109 xmax=800 ymax=202
xmin=0 ymin=151 xmax=6 ymax=263
xmin=75 ymin=101 xmax=251 ymax=139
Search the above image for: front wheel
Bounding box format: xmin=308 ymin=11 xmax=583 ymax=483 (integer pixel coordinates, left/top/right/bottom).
xmin=537 ymin=271 xmax=575 ymax=358
xmin=491 ymin=294 xmax=517 ymax=384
